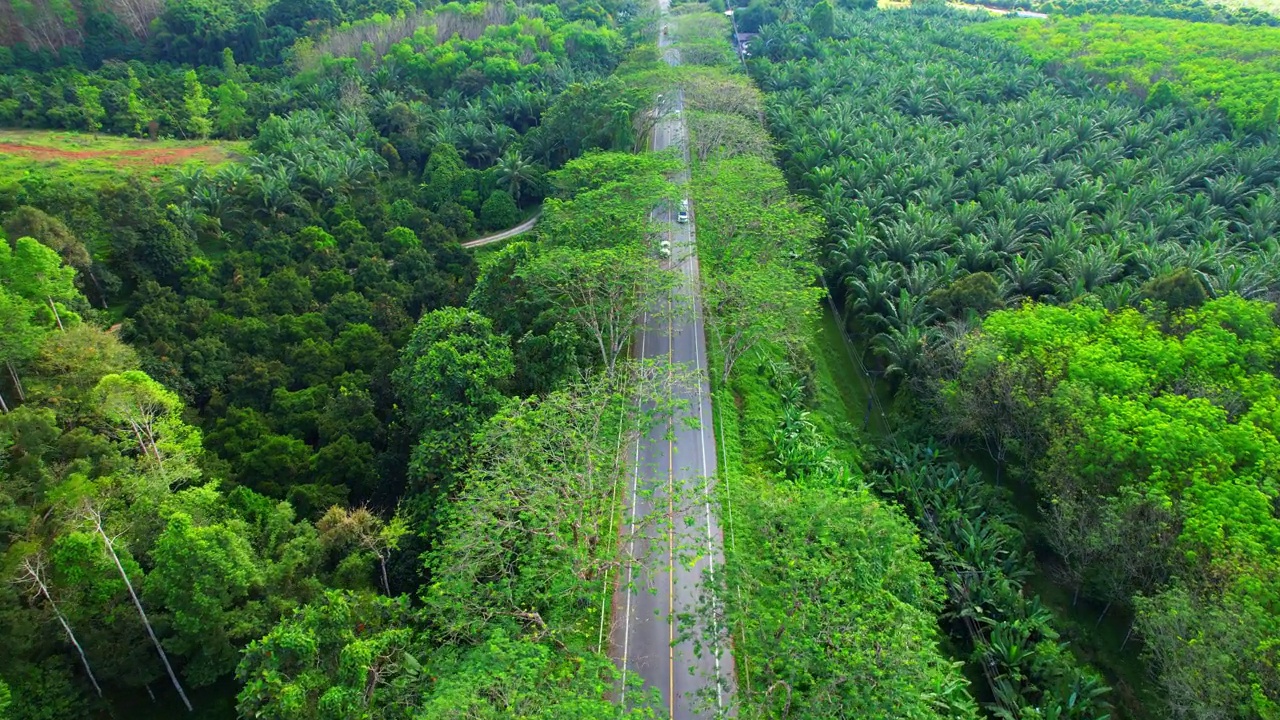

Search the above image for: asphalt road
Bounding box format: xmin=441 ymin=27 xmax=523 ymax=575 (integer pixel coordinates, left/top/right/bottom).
xmin=611 ymin=8 xmax=735 ymax=718
xmin=459 ymin=211 xmax=540 ymax=248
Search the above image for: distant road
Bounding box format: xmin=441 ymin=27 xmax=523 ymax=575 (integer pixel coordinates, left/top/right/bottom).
xmin=610 ymin=5 xmax=736 ymax=718
xmin=460 ymin=211 xmax=540 ymax=249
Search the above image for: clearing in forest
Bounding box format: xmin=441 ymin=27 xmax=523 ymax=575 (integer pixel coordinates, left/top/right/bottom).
xmin=0 ymin=129 xmax=244 ymax=184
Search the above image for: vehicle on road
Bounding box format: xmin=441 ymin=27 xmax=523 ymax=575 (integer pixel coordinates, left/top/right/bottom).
xmin=677 ymin=209 xmax=689 ymax=223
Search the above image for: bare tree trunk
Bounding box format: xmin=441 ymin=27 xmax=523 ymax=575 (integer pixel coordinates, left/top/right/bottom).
xmin=378 ymin=554 xmax=391 ymax=596
xmin=20 ymin=557 xmax=104 ymax=698
xmin=1096 ymin=600 xmax=1112 ymax=627
xmin=1120 ymin=618 xmax=1136 ymax=650
xmin=8 ymin=361 xmax=25 ymax=401
xmin=48 ymin=297 xmax=65 ymax=331
xmin=0 ymin=391 xmax=8 ymax=413
xmin=145 ymin=683 xmax=156 ymax=702
xmin=88 ymin=270 xmax=108 ymax=309
xmin=127 ymin=420 xmax=150 ymax=460
xmin=86 ymin=505 xmax=193 ymax=713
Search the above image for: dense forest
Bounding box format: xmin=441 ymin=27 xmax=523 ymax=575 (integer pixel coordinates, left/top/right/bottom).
xmin=752 ymin=5 xmax=1280 ymax=719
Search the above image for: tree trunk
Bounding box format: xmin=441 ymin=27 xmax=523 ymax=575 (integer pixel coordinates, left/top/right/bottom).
xmin=378 ymin=554 xmax=391 ymax=596
xmin=1096 ymin=600 xmax=1112 ymax=627
xmin=7 ymin=360 xmax=26 ymax=402
xmin=25 ymin=561 xmax=104 ymax=698
xmin=1120 ymin=618 xmax=1136 ymax=650
xmin=0 ymin=390 xmax=8 ymax=414
xmin=87 ymin=270 xmax=108 ymax=309
xmin=45 ymin=586 xmax=105 ymax=697
xmin=48 ymin=297 xmax=65 ymax=331
xmin=1072 ymin=585 xmax=1080 ymax=607
xmin=90 ymin=510 xmax=193 ymax=712
xmin=128 ymin=420 xmax=150 ymax=460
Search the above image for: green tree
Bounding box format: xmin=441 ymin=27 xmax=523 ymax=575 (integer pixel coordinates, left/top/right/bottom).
xmin=705 ymin=261 xmax=825 ymax=383
xmin=236 ymin=591 xmax=418 ymax=720
xmin=520 ymin=246 xmax=678 ymax=377
xmin=145 ymin=510 xmax=261 ymax=686
xmin=181 ymin=69 xmax=212 ymax=140
xmin=0 ymin=289 xmax=45 ymax=410
xmin=808 ymin=0 xmax=836 ymax=37
xmin=1140 ymin=268 xmax=1208 ymax=311
xmin=479 ymin=189 xmax=520 ymax=231
xmin=75 ymin=79 xmax=105 ymax=136
xmin=492 ymin=150 xmax=541 ymax=202
xmin=392 ymin=308 xmax=514 ymax=486
xmin=317 ymin=505 xmax=407 ymax=595
xmin=0 ymin=236 xmax=81 ymax=331
xmin=214 ymin=80 xmax=249 ymax=139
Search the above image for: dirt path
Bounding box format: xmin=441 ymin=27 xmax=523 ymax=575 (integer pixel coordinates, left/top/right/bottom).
xmin=0 ymin=142 xmax=222 ymax=165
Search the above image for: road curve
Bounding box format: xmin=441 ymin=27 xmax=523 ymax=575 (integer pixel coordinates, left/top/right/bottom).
xmin=610 ymin=6 xmax=736 ymax=718
xmin=460 ymin=211 xmax=541 ymax=249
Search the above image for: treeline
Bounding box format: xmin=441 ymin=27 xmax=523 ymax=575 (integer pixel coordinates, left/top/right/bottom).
xmin=750 ymin=4 xmax=1280 ymax=718
xmin=0 ymin=3 xmax=627 ymax=142
xmin=984 ymin=0 xmax=1278 ymax=26
xmin=974 ymin=14 xmax=1280 ymax=132
xmin=0 ymin=0 xmax=640 ymax=68
xmin=669 ymin=20 xmax=981 ymax=718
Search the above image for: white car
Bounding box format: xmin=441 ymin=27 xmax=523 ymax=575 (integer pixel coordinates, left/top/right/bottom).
xmin=677 ymin=209 xmax=689 ymax=223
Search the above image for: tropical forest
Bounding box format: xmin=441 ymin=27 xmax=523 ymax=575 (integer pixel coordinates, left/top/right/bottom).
xmin=0 ymin=0 xmax=1278 ymax=716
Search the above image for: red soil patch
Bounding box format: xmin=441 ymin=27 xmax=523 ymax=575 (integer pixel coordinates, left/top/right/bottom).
xmin=0 ymin=141 xmax=222 ymax=166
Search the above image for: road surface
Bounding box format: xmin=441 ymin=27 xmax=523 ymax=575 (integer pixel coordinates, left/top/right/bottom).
xmin=611 ymin=7 xmax=735 ymax=718
xmin=460 ymin=211 xmax=540 ymax=249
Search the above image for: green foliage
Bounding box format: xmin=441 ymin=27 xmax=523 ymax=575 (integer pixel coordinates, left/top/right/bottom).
xmin=927 ymin=271 xmax=1004 ymax=319
xmin=1004 ymin=0 xmax=1279 ymax=26
xmin=145 ymin=510 xmax=262 ymax=686
xmin=393 ymin=307 xmax=514 ymax=486
xmin=478 ymin=189 xmax=519 ymax=231
xmin=973 ymin=15 xmax=1280 ymax=131
xmin=236 ymin=590 xmax=418 ymax=720
xmin=754 ymin=7 xmax=1280 ymax=397
xmin=870 ymin=445 xmax=1114 ymax=720
xmin=808 ymin=0 xmax=836 ymax=37
xmin=933 ymin=298 xmax=1280 ymax=718
xmin=417 ymin=629 xmax=648 ymax=719
xmin=180 ymin=70 xmax=212 ymax=140
xmin=1139 ymin=267 xmax=1208 ymax=310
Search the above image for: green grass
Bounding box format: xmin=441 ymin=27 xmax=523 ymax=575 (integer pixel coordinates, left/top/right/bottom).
xmin=972 ymin=15 xmax=1280 ymax=130
xmin=0 ymin=128 xmax=246 ymax=187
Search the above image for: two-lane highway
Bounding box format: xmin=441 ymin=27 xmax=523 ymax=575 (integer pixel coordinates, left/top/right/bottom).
xmin=611 ymin=6 xmax=735 ymax=718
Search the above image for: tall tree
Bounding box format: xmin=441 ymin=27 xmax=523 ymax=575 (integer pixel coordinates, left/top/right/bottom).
xmin=392 ymin=308 xmax=514 ymax=486
xmin=14 ymin=553 xmax=105 ymax=699
xmin=82 ymin=502 xmax=193 ymax=712
xmin=181 ymin=70 xmax=212 ymax=140
xmin=520 ymin=246 xmax=678 ymax=378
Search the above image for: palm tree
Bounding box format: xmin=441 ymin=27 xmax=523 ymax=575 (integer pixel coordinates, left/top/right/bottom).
xmin=872 ymin=322 xmax=935 ymax=384
xmin=494 ymin=151 xmax=540 ymax=202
